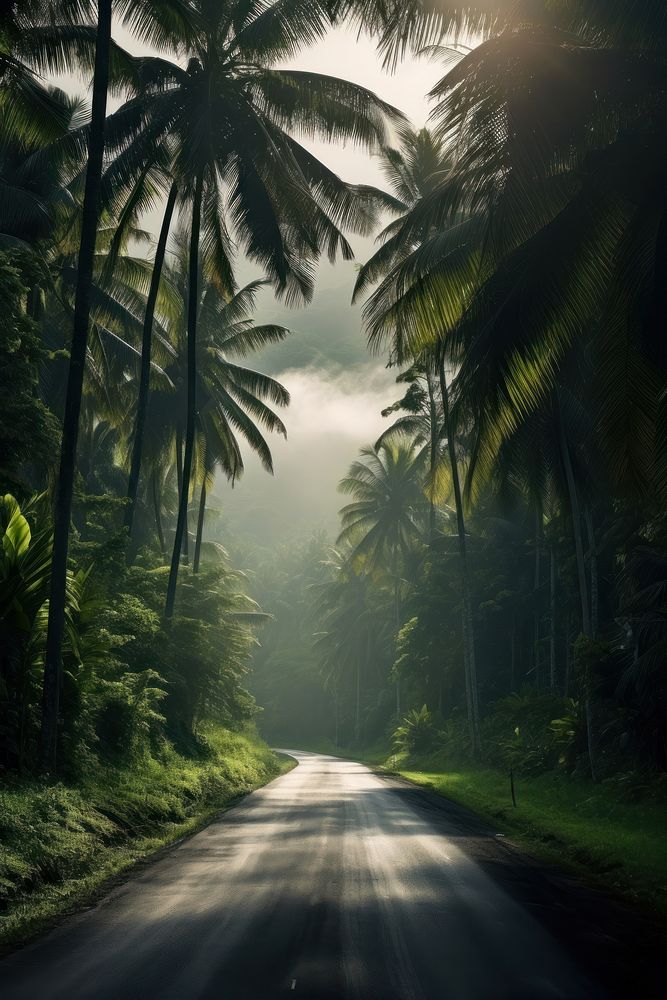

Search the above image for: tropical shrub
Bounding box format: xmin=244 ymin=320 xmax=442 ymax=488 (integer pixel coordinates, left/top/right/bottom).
xmin=0 ymin=490 xmax=266 ymax=774
xmin=0 ymin=495 xmax=77 ymax=770
xmin=548 ymin=700 xmax=587 ymax=775
xmin=482 ymin=690 xmax=564 ymax=775
xmin=392 ymin=704 xmax=438 ymax=755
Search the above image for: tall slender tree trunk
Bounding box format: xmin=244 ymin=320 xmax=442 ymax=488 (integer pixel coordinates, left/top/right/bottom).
xmin=152 ymin=469 xmax=165 ymax=557
xmin=193 ymin=477 xmax=206 ymax=574
xmin=558 ymin=399 xmax=596 ymax=780
xmin=334 ymin=683 xmax=339 ymax=748
xmin=175 ymin=426 xmax=189 ymax=562
xmin=558 ymin=409 xmax=591 ymax=637
xmin=165 ymin=171 xmax=203 ymax=620
xmin=584 ymin=691 xmax=597 ymax=782
xmin=176 ymin=425 xmax=183 ymax=499
xmin=549 ymin=546 xmax=557 ymax=690
xmin=27 ymin=284 xmax=43 ymax=321
xmin=39 ymin=0 xmax=113 ymax=773
xmin=460 ymin=603 xmax=475 ymax=747
xmin=355 ymin=658 xmax=361 ymax=744
xmin=584 ymin=506 xmax=599 ymax=780
xmin=533 ymin=501 xmax=542 ymax=690
xmin=124 ymin=183 xmax=178 ymax=552
xmin=585 ymin=508 xmax=599 ymax=639
xmin=438 ymin=350 xmax=480 ymax=754
xmin=426 ymin=366 xmax=438 ymax=543
xmin=394 ymin=554 xmax=401 ymax=716
xmin=564 ymin=613 xmax=572 ymax=697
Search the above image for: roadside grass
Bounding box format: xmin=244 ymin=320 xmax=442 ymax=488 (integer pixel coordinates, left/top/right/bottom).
xmin=392 ymin=756 xmax=667 ymax=912
xmin=0 ymin=726 xmax=294 ymax=950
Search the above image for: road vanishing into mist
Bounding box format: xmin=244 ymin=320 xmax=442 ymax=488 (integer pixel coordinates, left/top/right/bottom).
xmin=0 ymin=751 xmax=656 ymax=1000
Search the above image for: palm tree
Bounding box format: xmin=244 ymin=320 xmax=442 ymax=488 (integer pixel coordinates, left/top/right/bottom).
xmin=338 ymin=440 xmax=426 ymax=713
xmin=0 ymin=80 xmax=172 ymax=393
xmin=147 ymin=237 xmax=290 ymax=572
xmin=103 ymin=0 xmax=406 ymax=617
xmin=360 ymin=4 xmax=667 ymax=501
xmin=338 ymin=441 xmax=426 ymax=570
xmin=192 ymin=283 xmax=290 ymax=572
xmin=0 ymin=85 xmax=84 ymax=255
xmin=353 ymin=129 xmax=457 ymax=570
xmin=338 ymin=0 xmax=505 ymax=66
xmin=354 ymin=0 xmax=667 ymax=747
xmin=39 ymin=0 xmax=113 ymax=772
xmin=123 ymin=180 xmax=178 ymax=545
xmin=376 ymin=364 xmax=443 ymax=540
xmin=429 ymin=4 xmax=667 ymax=767
xmin=0 ymin=2 xmax=94 ymax=151
xmin=354 ymin=126 xmax=482 ymax=750
xmin=33 ymin=0 xmax=200 ymax=769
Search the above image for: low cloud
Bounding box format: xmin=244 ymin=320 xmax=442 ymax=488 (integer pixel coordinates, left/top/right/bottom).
xmin=214 ymin=363 xmax=397 ymax=545
xmin=278 ymin=364 xmax=395 ymax=442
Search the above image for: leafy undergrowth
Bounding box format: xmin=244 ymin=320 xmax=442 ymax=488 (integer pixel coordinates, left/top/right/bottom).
xmin=0 ymin=726 xmax=293 ymax=950
xmin=391 ymin=752 xmax=667 ymax=914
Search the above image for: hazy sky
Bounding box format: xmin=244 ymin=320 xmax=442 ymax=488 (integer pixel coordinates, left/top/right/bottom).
xmin=218 ymin=25 xmax=440 ymax=542
xmin=69 ymin=18 xmax=445 ymax=542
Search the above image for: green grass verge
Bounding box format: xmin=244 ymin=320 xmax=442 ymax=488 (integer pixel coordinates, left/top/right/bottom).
xmin=393 ymin=759 xmax=667 ymax=911
xmin=0 ymin=726 xmax=295 ymax=950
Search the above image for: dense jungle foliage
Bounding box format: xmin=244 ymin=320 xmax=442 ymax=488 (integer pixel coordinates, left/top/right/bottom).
xmin=0 ymin=0 xmax=402 ymax=776
xmin=248 ymin=1 xmax=667 ymax=795
xmin=1 ymin=0 xmax=666 ymax=812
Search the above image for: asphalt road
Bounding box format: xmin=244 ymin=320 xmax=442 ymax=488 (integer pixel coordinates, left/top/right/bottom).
xmin=0 ymin=751 xmax=654 ymax=1000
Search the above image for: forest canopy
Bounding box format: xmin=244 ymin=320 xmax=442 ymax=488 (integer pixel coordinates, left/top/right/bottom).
xmin=0 ymin=0 xmax=666 ymax=799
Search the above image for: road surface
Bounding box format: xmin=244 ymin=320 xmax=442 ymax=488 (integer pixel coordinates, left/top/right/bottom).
xmin=0 ymin=751 xmax=649 ymax=999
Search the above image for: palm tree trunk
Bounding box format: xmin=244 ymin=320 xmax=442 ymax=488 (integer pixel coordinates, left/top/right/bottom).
xmin=438 ymin=351 xmax=480 ymax=754
xmin=175 ymin=425 xmax=189 ymax=563
xmin=533 ymin=501 xmax=542 ymax=690
xmin=39 ymin=0 xmax=113 ymax=772
xmin=393 ymin=546 xmax=401 ymax=716
xmin=564 ymin=613 xmax=572 ymax=697
xmin=193 ymin=477 xmax=206 ymax=574
xmin=334 ymin=682 xmax=339 ymax=748
xmin=355 ymin=657 xmax=361 ymax=744
xmin=584 ymin=506 xmax=599 ymax=781
xmin=165 ymin=171 xmax=203 ymax=620
xmin=124 ymin=183 xmax=178 ymax=552
xmin=27 ymin=284 xmax=42 ymax=321
xmin=461 ymin=588 xmax=477 ymax=740
xmin=176 ymin=425 xmax=183 ymax=498
xmin=550 ymin=546 xmax=557 ymax=690
xmin=585 ymin=508 xmax=599 ymax=638
xmin=557 ymin=399 xmax=595 ymax=780
xmin=558 ymin=407 xmax=591 ymax=637
xmin=426 ymin=366 xmax=438 ymax=542
xmin=152 ymin=470 xmax=165 ymax=558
